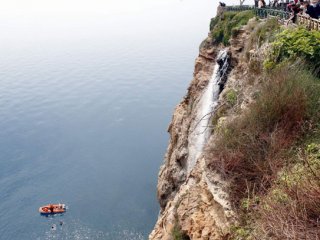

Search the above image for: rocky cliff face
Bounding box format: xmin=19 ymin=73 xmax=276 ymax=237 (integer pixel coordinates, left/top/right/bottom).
xmin=150 ymin=21 xmax=256 ymax=240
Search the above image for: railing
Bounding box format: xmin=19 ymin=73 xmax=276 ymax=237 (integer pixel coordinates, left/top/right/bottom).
xmin=225 ymin=5 xmax=289 ymax=20
xmin=297 ymin=14 xmax=320 ymax=31
xmin=225 ymin=5 xmax=253 ymax=12
xmin=254 ymin=8 xmax=290 ymax=20
xmin=225 ymin=5 xmax=320 ymax=31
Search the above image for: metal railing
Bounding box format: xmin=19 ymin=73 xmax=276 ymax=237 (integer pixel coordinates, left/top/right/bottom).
xmin=225 ymin=5 xmax=254 ymax=12
xmin=225 ymin=5 xmax=320 ymax=31
xmin=254 ymin=8 xmax=290 ymax=20
xmin=224 ymin=5 xmax=290 ymax=20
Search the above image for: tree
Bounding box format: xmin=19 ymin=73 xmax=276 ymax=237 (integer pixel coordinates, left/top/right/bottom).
xmin=240 ymin=0 xmax=246 ymax=5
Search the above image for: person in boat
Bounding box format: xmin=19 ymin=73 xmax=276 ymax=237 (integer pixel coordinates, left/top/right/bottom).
xmin=49 ymin=204 xmax=54 ymax=213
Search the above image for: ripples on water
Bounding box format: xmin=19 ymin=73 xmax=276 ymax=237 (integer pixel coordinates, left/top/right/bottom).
xmin=0 ymin=0 xmax=218 ymax=239
xmin=39 ymin=219 xmax=144 ymax=240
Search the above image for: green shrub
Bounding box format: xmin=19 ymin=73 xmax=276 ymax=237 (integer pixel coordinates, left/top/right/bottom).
xmin=225 ymin=89 xmax=237 ymax=106
xmin=264 ymin=27 xmax=320 ymax=72
xmin=210 ymin=10 xmax=254 ymax=45
xmin=230 ymin=225 xmax=253 ymax=240
xmin=172 ymin=222 xmax=190 ymax=240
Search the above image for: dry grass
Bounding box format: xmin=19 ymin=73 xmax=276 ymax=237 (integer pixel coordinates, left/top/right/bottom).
xmin=257 ymin=150 xmax=320 ymax=240
xmin=245 ymin=18 xmax=280 ymax=55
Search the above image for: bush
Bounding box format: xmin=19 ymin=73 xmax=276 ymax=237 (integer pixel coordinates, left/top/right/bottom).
xmin=172 ymin=222 xmax=190 ymax=240
xmin=256 ymin=144 xmax=320 ymax=239
xmin=210 ymin=11 xmax=255 ymax=45
xmin=248 ymin=18 xmax=280 ymax=49
xmin=264 ymin=27 xmax=320 ymax=73
xmin=230 ymin=225 xmax=253 ymax=240
xmin=211 ymin=104 xmax=229 ymax=127
xmin=207 ymin=65 xmax=320 ymax=204
xmin=225 ymin=89 xmax=237 ymax=106
xmin=244 ymin=18 xmax=280 ymax=63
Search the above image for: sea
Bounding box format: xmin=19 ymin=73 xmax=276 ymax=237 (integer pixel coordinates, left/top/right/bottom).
xmin=0 ymin=0 xmax=232 ymax=239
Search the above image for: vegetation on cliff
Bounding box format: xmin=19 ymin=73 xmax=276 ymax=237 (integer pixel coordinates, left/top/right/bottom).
xmin=210 ymin=11 xmax=255 ymax=45
xmin=264 ymin=27 xmax=320 ymax=73
xmin=207 ymin=17 xmax=320 ymax=239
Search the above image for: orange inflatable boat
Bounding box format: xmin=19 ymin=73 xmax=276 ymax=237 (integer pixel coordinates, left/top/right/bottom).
xmin=39 ymin=204 xmax=66 ymax=215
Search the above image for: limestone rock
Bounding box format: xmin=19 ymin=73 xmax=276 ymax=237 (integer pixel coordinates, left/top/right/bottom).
xmin=150 ymin=18 xmax=260 ymax=240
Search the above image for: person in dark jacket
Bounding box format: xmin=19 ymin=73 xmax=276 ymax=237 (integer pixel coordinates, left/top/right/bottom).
xmin=316 ymin=1 xmax=320 ymax=18
xmin=305 ymin=1 xmax=319 ymax=18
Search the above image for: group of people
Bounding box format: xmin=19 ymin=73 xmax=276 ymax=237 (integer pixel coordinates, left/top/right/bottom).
xmin=287 ymin=0 xmax=320 ymax=19
xmin=256 ymin=0 xmax=320 ymax=19
xmin=217 ymin=1 xmax=320 ymax=21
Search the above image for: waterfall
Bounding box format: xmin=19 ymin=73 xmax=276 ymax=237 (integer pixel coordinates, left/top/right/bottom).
xmin=187 ymin=49 xmax=230 ymax=174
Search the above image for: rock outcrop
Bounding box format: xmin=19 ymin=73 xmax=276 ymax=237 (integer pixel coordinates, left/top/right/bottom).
xmin=156 ymin=36 xmax=218 ymax=210
xmin=150 ymin=20 xmax=255 ymax=240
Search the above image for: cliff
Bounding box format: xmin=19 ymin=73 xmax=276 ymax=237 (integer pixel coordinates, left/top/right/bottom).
xmin=150 ymin=10 xmax=320 ymax=240
xmin=150 ymin=16 xmax=254 ymax=240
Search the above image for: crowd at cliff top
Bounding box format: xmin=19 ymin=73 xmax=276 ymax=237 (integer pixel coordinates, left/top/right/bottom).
xmin=258 ymin=0 xmax=320 ymax=19
xmin=218 ymin=0 xmax=320 ymax=20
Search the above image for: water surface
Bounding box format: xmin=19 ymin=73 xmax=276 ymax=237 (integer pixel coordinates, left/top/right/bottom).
xmin=0 ymin=0 xmax=222 ymax=239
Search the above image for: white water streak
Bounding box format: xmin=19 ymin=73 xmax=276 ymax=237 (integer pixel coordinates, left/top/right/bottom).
xmin=187 ymin=49 xmax=228 ymax=174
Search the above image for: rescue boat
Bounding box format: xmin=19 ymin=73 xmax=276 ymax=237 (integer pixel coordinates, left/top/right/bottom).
xmin=39 ymin=203 xmax=66 ymax=215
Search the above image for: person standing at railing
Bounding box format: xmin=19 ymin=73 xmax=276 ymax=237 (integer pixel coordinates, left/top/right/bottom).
xmin=302 ymin=0 xmax=320 ymax=19
xmin=302 ymin=1 xmax=316 ymax=18
xmin=258 ymin=0 xmax=267 ymax=8
xmin=272 ymin=0 xmax=280 ymax=7
xmin=287 ymin=1 xmax=303 ymax=22
xmin=301 ymin=1 xmax=311 ymax=15
xmin=310 ymin=0 xmax=320 ymax=8
xmin=279 ymin=0 xmax=286 ymax=10
xmin=310 ymin=0 xmax=320 ymax=18
xmin=217 ymin=2 xmax=226 ymax=20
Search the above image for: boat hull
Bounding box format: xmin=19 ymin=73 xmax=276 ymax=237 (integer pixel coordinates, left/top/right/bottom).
xmin=39 ymin=204 xmax=66 ymax=215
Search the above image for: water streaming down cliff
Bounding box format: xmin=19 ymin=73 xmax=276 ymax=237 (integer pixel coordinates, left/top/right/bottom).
xmin=187 ymin=49 xmax=230 ymax=174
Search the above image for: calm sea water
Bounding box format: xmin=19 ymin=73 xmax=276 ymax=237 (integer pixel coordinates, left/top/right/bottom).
xmin=0 ymin=0 xmax=224 ymax=239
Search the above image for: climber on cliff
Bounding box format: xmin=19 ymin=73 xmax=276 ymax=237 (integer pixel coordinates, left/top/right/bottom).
xmin=217 ymin=2 xmax=226 ymax=20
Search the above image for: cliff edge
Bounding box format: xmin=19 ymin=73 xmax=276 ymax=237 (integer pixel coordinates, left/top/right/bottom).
xmin=151 ymin=10 xmax=320 ymax=240
xmin=150 ymin=16 xmax=254 ymax=240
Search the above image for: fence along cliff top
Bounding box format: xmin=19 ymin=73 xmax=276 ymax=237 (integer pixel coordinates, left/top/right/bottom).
xmin=224 ymin=5 xmax=320 ymax=31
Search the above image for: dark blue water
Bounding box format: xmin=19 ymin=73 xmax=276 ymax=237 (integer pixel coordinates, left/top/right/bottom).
xmin=0 ymin=0 xmax=218 ymax=239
